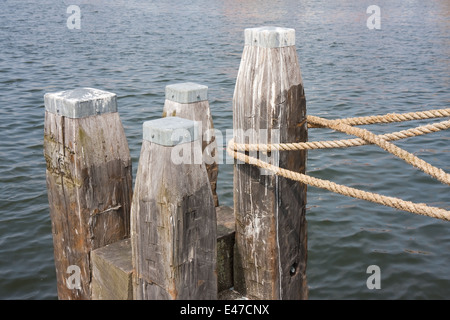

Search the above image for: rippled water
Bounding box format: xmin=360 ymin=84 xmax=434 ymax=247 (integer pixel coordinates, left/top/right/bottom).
xmin=0 ymin=0 xmax=449 ymax=299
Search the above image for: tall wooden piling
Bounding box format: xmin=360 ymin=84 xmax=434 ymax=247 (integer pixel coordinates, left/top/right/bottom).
xmin=131 ymin=116 xmax=217 ymax=300
xmin=232 ymin=27 xmax=308 ymax=299
xmin=163 ymin=83 xmax=219 ymax=207
xmin=43 ymin=88 xmax=132 ymax=300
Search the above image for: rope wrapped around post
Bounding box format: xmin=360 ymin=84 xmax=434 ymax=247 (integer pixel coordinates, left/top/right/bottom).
xmin=228 ymin=108 xmax=450 ymax=221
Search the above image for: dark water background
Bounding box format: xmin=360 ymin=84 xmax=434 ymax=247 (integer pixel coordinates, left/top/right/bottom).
xmin=0 ymin=0 xmax=449 ymax=299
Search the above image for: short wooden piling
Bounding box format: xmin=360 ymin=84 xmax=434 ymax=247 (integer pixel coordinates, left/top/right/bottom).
xmin=43 ymin=88 xmax=132 ymax=300
xmin=131 ymin=116 xmax=217 ymax=300
xmin=232 ymin=27 xmax=308 ymax=300
xmin=163 ymin=82 xmax=219 ymax=207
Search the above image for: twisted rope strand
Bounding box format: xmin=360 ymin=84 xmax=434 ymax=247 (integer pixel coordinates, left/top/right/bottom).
xmin=227 ymin=142 xmax=450 ymax=221
xmin=231 ymin=119 xmax=450 ymax=152
xmin=307 ymin=115 xmax=450 ymax=186
xmin=308 ymin=108 xmax=450 ymax=128
xmin=228 ymin=108 xmax=450 ymax=221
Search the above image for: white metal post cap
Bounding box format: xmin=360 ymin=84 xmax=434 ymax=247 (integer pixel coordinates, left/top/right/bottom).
xmin=165 ymin=82 xmax=208 ymax=104
xmin=143 ymin=116 xmax=199 ymax=146
xmin=44 ymin=88 xmax=117 ymax=118
xmin=244 ymin=26 xmax=295 ymax=48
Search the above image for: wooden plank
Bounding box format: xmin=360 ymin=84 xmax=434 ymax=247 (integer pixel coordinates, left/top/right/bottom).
xmin=91 ymin=239 xmax=133 ymax=300
xmin=131 ymin=117 xmax=217 ymax=300
xmin=163 ymin=83 xmax=219 ymax=207
xmin=43 ymin=88 xmax=132 ymax=299
xmin=232 ymin=27 xmax=308 ymax=300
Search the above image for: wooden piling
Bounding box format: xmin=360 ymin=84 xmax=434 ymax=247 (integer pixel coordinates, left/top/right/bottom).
xmin=163 ymin=82 xmax=219 ymax=207
xmin=43 ymin=88 xmax=132 ymax=300
xmin=232 ymin=27 xmax=308 ymax=300
xmin=131 ymin=116 xmax=217 ymax=300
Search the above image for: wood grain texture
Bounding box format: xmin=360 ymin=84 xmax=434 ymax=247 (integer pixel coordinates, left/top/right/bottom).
xmin=163 ymin=100 xmax=219 ymax=207
xmin=44 ymin=111 xmax=132 ymax=300
xmin=232 ymin=45 xmax=308 ymax=300
xmin=91 ymin=239 xmax=133 ymax=300
xmin=216 ymin=206 xmax=235 ymax=293
xmin=131 ymin=140 xmax=217 ymax=300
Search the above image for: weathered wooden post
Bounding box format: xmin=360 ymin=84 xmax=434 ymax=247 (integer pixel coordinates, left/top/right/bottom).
xmin=131 ymin=116 xmax=217 ymax=300
xmin=43 ymin=88 xmax=132 ymax=300
xmin=163 ymin=82 xmax=219 ymax=207
xmin=232 ymin=27 xmax=308 ymax=299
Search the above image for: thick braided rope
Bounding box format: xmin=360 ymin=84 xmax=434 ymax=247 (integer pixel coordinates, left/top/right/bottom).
xmin=227 ymin=142 xmax=450 ymax=221
xmin=308 ymin=108 xmax=450 ymax=128
xmin=307 ymin=115 xmax=450 ymax=186
xmin=232 ymin=119 xmax=450 ymax=152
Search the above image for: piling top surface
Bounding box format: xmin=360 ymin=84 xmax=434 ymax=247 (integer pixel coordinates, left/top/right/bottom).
xmin=44 ymin=88 xmax=117 ymax=118
xmin=143 ymin=116 xmax=198 ymax=146
xmin=244 ymin=26 xmax=295 ymax=48
xmin=165 ymin=82 xmax=208 ymax=104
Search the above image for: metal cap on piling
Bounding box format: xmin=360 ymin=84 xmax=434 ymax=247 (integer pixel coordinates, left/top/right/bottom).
xmin=143 ymin=116 xmax=199 ymax=146
xmin=244 ymin=26 xmax=295 ymax=48
xmin=44 ymin=88 xmax=117 ymax=118
xmin=165 ymin=82 xmax=208 ymax=104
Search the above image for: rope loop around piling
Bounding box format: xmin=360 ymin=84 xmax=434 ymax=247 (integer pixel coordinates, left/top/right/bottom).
xmin=228 ymin=108 xmax=450 ymax=221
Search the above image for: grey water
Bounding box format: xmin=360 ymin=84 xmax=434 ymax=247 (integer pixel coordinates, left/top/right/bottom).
xmin=0 ymin=0 xmax=449 ymax=300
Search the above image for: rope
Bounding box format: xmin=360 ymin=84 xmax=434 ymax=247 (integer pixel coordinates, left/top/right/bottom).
xmin=307 ymin=115 xmax=450 ymax=186
xmin=228 ymin=143 xmax=450 ymax=221
xmin=308 ymin=108 xmax=450 ymax=128
xmin=232 ymin=119 xmax=450 ymax=151
xmin=228 ymin=108 xmax=450 ymax=221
